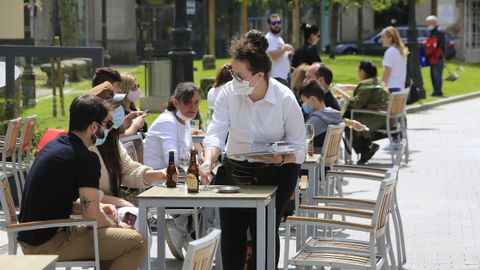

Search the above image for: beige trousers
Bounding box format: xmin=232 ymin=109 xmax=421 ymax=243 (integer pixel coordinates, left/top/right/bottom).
xmin=21 ymin=226 xmax=148 ymax=270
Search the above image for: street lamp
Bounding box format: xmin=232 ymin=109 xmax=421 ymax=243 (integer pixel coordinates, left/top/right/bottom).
xmin=406 ymin=0 xmax=425 ymax=98
xmin=169 ymin=0 xmax=195 ymax=94
xmin=102 ymin=0 xmax=111 ymax=66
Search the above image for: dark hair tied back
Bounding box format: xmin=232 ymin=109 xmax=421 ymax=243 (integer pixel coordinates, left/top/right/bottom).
xmin=244 ymin=30 xmax=269 ymax=53
xmin=229 ymin=29 xmax=272 ymax=79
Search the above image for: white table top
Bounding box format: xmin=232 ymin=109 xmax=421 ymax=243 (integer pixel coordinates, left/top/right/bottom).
xmin=0 ymin=255 xmax=58 ymax=270
xmin=303 ymin=154 xmax=321 ymax=164
xmin=138 ymin=185 xmax=276 ymax=200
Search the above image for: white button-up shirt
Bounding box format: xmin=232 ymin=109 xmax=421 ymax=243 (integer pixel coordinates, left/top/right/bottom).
xmin=203 ymin=78 xmax=306 ymax=164
xmin=143 ymin=110 xmax=192 ymax=169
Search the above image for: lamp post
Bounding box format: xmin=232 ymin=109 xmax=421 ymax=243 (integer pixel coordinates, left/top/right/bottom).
xmin=102 ymin=0 xmax=111 ymax=66
xmin=169 ymin=0 xmax=195 ymax=94
xmin=22 ymin=0 xmax=36 ymax=108
xmin=406 ymin=0 xmax=425 ymax=98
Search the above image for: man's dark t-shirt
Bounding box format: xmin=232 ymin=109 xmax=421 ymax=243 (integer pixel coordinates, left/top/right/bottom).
xmin=325 ymin=91 xmax=341 ymax=111
xmin=18 ymin=133 xmax=100 ymax=246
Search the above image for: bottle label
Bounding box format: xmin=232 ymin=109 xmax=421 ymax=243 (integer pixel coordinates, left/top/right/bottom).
xmin=186 ymin=173 xmax=198 ymax=190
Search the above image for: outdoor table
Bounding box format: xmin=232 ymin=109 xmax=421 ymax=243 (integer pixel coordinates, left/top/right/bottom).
xmin=300 ymin=154 xmax=321 ymax=205
xmin=138 ymin=184 xmax=277 ymax=270
xmin=0 ymin=255 xmax=58 ymax=270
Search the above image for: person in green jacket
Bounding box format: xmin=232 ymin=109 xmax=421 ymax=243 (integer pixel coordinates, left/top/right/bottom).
xmin=336 ymin=60 xmax=391 ymax=164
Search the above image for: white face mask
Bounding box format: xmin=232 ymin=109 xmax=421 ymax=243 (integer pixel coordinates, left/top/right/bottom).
xmin=176 ymin=109 xmax=194 ymax=122
xmin=232 ymin=76 xmax=259 ymax=96
xmin=127 ymin=89 xmax=141 ymax=102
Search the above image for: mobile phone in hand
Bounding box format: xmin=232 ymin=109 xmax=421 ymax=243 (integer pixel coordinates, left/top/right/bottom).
xmin=142 ymin=109 xmax=150 ymax=116
xmin=123 ymin=211 xmax=137 ymax=227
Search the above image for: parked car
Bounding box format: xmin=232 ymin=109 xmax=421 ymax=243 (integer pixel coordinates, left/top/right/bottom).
xmin=323 ymin=26 xmax=456 ymax=60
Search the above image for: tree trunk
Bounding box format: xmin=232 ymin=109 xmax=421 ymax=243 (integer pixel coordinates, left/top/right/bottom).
xmin=356 ymin=0 xmax=363 ymax=54
xmin=329 ymin=2 xmax=340 ymax=59
xmin=227 ymin=0 xmax=235 ymax=39
xmin=317 ymin=1 xmax=323 ymax=55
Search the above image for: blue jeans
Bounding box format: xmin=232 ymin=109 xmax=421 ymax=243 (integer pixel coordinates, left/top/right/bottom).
xmin=430 ymin=59 xmax=444 ymax=95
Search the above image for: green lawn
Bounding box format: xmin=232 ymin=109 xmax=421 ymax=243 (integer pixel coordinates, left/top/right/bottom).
xmin=23 ymin=55 xmax=480 ymax=135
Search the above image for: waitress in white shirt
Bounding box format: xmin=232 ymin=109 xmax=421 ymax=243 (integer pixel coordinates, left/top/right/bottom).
xmin=201 ymin=30 xmax=306 ymax=270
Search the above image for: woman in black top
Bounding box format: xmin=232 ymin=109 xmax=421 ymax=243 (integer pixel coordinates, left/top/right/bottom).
xmin=292 ymin=23 xmax=321 ymax=67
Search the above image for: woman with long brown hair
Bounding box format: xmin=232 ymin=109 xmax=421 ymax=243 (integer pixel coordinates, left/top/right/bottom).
xmin=381 ymin=26 xmax=409 ymax=93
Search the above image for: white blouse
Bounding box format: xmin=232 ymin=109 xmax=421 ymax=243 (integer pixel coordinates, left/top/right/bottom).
xmin=203 ymin=78 xmax=306 ymax=164
xmin=143 ymin=110 xmax=192 ymax=169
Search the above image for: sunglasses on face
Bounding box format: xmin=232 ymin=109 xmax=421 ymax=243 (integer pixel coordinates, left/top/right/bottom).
xmin=98 ymin=120 xmax=114 ymax=130
xmin=228 ymin=68 xmax=244 ymax=82
xmin=271 ymin=21 xmax=281 ymax=26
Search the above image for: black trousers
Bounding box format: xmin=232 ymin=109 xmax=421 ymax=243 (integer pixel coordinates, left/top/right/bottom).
xmin=214 ymin=158 xmax=300 ymax=270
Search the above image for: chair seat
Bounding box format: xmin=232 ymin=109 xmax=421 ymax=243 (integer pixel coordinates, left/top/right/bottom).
xmin=292 ymin=250 xmax=381 ymax=268
xmin=305 ymin=238 xmax=371 ymax=252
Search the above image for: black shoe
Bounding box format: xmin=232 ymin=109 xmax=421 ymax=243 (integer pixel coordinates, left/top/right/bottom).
xmin=357 ymin=143 xmax=379 ymax=165
xmin=431 ymin=93 xmax=444 ymax=97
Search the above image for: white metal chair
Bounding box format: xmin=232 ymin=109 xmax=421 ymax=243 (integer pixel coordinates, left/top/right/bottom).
xmin=284 ymin=175 xmax=397 ymax=270
xmin=182 ymin=228 xmax=221 ymax=270
xmin=327 ymin=139 xmax=408 ymax=268
xmin=0 ymin=173 xmax=100 ymax=269
xmin=123 ymin=141 xmax=139 ymax=163
xmin=320 ymin=123 xmax=346 ymax=197
xmin=120 ymin=134 xmax=144 ymax=164
xmin=0 ymin=118 xmax=22 ymax=206
xmin=350 ymin=90 xmax=409 ymax=164
xmin=15 ymin=115 xmax=37 ymax=191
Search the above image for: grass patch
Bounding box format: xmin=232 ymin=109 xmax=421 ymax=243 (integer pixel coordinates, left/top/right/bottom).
xmin=24 ymin=55 xmax=480 ymax=133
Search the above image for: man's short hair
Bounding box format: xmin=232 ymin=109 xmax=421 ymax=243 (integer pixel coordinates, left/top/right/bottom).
xmin=69 ymin=94 xmax=109 ymax=132
xmin=298 ymin=80 xmax=325 ymax=103
xmin=312 ymin=63 xmax=333 ymax=85
xmin=268 ymin=13 xmax=281 ymax=24
xmin=92 ymin=67 xmax=121 ymax=87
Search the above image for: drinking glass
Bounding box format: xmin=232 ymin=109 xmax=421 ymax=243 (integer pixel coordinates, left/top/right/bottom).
xmin=178 ymin=147 xmax=191 ymax=176
xmin=305 ymin=124 xmax=314 ymax=143
xmin=305 ymin=124 xmax=315 ymax=156
xmin=190 ymin=119 xmax=200 ymax=132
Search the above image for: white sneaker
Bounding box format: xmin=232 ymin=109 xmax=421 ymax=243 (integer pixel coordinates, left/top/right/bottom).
xmin=165 ymin=219 xmax=186 ymax=260
xmin=382 ymin=142 xmax=400 ymax=151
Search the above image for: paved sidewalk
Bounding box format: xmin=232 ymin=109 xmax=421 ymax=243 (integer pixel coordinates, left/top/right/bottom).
xmin=2 ymin=97 xmax=480 ymax=269
xmin=336 ymin=97 xmax=480 ymax=270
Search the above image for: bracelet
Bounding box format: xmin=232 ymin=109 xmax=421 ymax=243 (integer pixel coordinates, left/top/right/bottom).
xmin=276 ymin=155 xmax=285 ymax=166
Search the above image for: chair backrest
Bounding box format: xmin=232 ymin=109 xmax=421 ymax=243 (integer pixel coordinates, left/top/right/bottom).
xmin=19 ymin=115 xmax=37 ymax=153
xmin=0 ymin=173 xmax=18 ymax=225
xmin=120 ymin=134 xmax=144 ymax=164
xmin=371 ymin=176 xmax=396 ymax=238
xmin=123 ymin=141 xmax=139 ymax=162
xmin=321 ymin=123 xmax=345 ymax=165
xmin=182 ymin=229 xmax=221 ymax=270
xmin=3 ymin=118 xmax=22 ymax=157
xmin=387 ymin=91 xmax=409 ymax=119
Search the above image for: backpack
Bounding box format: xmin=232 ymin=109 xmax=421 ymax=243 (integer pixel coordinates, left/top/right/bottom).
xmin=424 ymin=36 xmax=442 ymax=65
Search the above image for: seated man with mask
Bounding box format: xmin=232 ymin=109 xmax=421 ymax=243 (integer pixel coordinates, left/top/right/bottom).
xmin=18 ymin=94 xmax=147 ymax=269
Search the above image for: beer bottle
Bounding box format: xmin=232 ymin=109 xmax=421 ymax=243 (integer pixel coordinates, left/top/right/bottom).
xmin=186 ymin=149 xmax=199 ymax=193
xmin=166 ymin=151 xmax=177 ymax=188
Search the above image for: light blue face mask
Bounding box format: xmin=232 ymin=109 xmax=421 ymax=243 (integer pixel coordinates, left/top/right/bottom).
xmin=95 ymin=124 xmax=109 ymax=146
xmin=111 ymin=106 xmax=125 ymax=129
xmin=302 ymin=102 xmax=313 ymax=115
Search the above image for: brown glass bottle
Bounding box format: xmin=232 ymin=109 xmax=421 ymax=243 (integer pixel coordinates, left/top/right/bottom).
xmin=186 ymin=149 xmax=199 ymax=193
xmin=166 ymin=151 xmax=177 ymax=188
